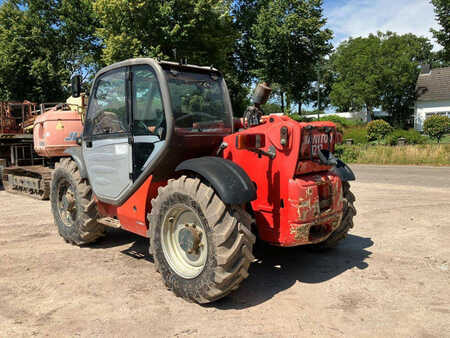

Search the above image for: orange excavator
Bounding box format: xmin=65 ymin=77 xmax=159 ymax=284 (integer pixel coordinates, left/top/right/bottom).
xmin=0 ymin=95 xmax=86 ymax=199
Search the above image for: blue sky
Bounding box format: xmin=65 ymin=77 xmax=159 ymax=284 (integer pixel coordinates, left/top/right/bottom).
xmin=323 ymin=0 xmax=441 ymax=50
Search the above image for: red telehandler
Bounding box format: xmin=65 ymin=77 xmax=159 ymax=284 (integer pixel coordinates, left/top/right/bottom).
xmin=51 ymin=58 xmax=356 ymax=303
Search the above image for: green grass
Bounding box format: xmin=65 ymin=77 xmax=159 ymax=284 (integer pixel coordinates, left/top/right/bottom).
xmin=437 ymin=134 xmax=450 ymax=144
xmin=342 ymin=126 xmax=368 ymax=144
xmin=335 ymin=144 xmax=450 ymax=166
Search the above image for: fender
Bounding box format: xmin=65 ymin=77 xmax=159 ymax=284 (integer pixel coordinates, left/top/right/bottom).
xmin=176 ymin=156 xmax=257 ymax=205
xmin=330 ymin=159 xmax=356 ymax=182
xmin=317 ymin=149 xmax=355 ymax=182
xmin=64 ymin=146 xmax=88 ymax=179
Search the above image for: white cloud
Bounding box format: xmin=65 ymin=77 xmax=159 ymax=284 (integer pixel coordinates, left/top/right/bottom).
xmin=326 ymin=0 xmax=441 ymax=50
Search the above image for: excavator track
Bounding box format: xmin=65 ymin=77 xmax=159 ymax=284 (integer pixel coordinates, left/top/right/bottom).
xmin=2 ymin=166 xmax=52 ymax=200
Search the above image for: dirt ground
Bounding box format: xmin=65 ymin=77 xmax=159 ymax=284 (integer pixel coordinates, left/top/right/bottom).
xmin=0 ymin=164 xmax=449 ymax=337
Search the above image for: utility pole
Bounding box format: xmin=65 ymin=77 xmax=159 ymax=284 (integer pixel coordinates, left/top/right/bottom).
xmin=317 ymin=65 xmax=320 ymax=120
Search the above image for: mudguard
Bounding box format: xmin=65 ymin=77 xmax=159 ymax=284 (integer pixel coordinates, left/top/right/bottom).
xmin=64 ymin=146 xmax=88 ymax=179
xmin=176 ymin=156 xmax=257 ymax=205
xmin=318 ymin=149 xmax=355 ymax=182
xmin=331 ymin=159 xmax=356 ymax=181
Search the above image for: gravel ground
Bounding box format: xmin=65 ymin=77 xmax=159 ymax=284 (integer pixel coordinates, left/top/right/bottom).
xmin=0 ymin=164 xmax=449 ymax=337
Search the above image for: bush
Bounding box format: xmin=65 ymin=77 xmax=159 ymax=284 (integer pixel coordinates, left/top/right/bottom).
xmin=290 ymin=114 xmax=314 ymax=122
xmin=423 ymin=115 xmax=450 ymax=143
xmin=318 ymin=115 xmax=351 ymax=127
xmin=384 ymin=129 xmax=427 ymax=145
xmin=343 ymin=126 xmax=368 ymax=144
xmin=334 ymin=144 xmax=362 ymax=162
xmin=367 ymin=119 xmax=393 ymax=141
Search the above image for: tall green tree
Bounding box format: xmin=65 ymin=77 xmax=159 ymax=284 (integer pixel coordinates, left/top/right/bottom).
xmin=0 ymin=0 xmax=99 ymax=102
xmin=93 ymin=0 xmax=246 ymax=111
xmin=250 ymin=0 xmax=333 ymax=113
xmin=231 ymin=0 xmax=266 ymax=84
xmin=94 ymin=0 xmax=236 ymax=68
xmin=0 ymin=1 xmax=68 ymax=102
xmin=379 ymin=33 xmax=433 ymax=126
xmin=431 ymin=0 xmax=450 ymax=62
xmin=330 ymin=32 xmax=432 ymax=126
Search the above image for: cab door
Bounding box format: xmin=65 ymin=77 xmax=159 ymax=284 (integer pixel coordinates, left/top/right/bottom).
xmin=130 ymin=64 xmax=166 ymax=180
xmin=82 ymin=67 xmax=133 ymax=201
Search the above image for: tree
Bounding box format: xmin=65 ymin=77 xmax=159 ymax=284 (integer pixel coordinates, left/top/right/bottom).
xmin=93 ymin=0 xmax=247 ymax=112
xmin=0 ymin=0 xmax=100 ymax=102
xmin=379 ymin=33 xmax=433 ymax=126
xmin=231 ymin=0 xmax=266 ymax=84
xmin=423 ymin=115 xmax=450 ymax=143
xmin=431 ymin=0 xmax=450 ymax=62
xmin=56 ymin=0 xmax=102 ymax=81
xmin=250 ymin=0 xmax=333 ymax=113
xmin=329 ymin=34 xmax=382 ymax=116
xmin=330 ymin=32 xmax=432 ymax=127
xmin=0 ymin=1 xmax=68 ymax=102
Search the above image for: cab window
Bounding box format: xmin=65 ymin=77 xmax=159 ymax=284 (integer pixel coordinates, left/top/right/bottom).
xmin=85 ymin=68 xmax=127 ymax=136
xmin=132 ymin=65 xmax=165 ymax=137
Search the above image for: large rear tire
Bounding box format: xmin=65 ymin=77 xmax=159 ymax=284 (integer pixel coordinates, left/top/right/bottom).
xmin=50 ymin=158 xmax=104 ymax=245
xmin=311 ymin=181 xmax=356 ymax=250
xmin=149 ymin=176 xmax=255 ymax=304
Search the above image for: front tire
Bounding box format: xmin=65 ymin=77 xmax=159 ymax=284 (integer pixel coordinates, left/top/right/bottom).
xmin=149 ymin=176 xmax=255 ymax=304
xmin=50 ymin=158 xmax=103 ymax=245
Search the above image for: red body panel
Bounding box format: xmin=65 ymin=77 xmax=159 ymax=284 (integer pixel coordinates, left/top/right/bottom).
xmin=222 ymin=115 xmax=342 ymax=246
xmin=97 ymin=176 xmax=166 ymax=238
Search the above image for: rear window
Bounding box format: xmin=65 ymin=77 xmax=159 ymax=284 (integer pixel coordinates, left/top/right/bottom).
xmin=165 ymin=69 xmax=232 ymax=133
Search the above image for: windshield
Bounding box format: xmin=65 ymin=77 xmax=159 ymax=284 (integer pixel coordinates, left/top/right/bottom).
xmin=165 ymin=69 xmax=232 ymax=133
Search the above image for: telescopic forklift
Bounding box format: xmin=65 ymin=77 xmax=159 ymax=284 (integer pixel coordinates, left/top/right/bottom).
xmin=51 ymin=58 xmax=356 ymax=303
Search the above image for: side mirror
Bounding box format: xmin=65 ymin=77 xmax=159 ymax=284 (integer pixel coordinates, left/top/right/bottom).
xmin=71 ymin=75 xmax=82 ymax=98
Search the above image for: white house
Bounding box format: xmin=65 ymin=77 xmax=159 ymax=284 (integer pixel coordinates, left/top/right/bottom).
xmin=415 ymin=66 xmax=450 ymax=131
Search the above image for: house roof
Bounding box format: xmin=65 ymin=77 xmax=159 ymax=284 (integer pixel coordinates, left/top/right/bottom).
xmin=416 ymin=66 xmax=450 ymax=101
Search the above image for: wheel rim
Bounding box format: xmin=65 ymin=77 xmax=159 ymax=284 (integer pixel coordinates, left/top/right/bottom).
xmin=161 ymin=204 xmax=208 ymax=279
xmin=56 ymin=178 xmax=77 ymax=227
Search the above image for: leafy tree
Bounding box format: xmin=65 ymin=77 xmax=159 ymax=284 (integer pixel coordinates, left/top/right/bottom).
xmin=231 ymin=0 xmax=267 ymax=84
xmin=306 ymin=57 xmax=335 ymax=112
xmin=56 ymin=0 xmax=102 ymax=80
xmin=330 ymin=34 xmax=383 ymax=116
xmin=330 ymin=32 xmax=432 ymax=127
xmin=0 ymin=0 xmax=100 ymax=102
xmin=431 ymin=0 xmax=450 ymax=62
xmin=250 ymin=0 xmax=333 ymax=113
xmin=423 ymin=115 xmax=450 ymax=143
xmin=379 ymin=33 xmax=433 ymax=126
xmin=93 ymin=0 xmax=247 ymax=112
xmin=0 ymin=1 xmax=68 ymax=101
xmin=261 ymin=102 xmax=282 ymax=115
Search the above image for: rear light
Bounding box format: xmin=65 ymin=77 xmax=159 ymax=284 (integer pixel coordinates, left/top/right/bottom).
xmin=236 ymin=134 xmax=266 ymax=150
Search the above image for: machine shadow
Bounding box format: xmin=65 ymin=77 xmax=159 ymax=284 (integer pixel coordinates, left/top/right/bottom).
xmin=209 ymin=234 xmax=373 ymax=310
xmin=87 ymin=228 xmax=372 ymax=309
xmin=88 ymin=227 xmax=154 ymax=263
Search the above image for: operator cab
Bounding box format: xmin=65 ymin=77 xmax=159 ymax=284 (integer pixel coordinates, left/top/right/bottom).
xmin=79 ymin=58 xmax=233 ymax=205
